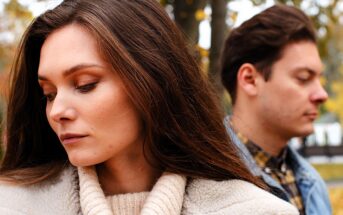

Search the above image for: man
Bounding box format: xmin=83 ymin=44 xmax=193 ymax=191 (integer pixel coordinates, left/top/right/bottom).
xmin=221 ymin=4 xmax=331 ymax=215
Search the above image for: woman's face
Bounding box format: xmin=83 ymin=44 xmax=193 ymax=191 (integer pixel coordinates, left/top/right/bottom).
xmin=38 ymin=24 xmax=144 ymax=167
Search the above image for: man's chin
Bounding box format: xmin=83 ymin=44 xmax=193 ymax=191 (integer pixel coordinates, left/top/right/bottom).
xmin=296 ymin=126 xmax=314 ymax=137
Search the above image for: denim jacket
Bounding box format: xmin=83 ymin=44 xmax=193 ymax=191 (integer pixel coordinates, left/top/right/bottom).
xmin=224 ymin=116 xmax=332 ymax=215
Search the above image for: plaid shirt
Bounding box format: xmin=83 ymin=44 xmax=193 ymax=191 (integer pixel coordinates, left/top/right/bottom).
xmin=236 ymin=132 xmax=305 ymax=215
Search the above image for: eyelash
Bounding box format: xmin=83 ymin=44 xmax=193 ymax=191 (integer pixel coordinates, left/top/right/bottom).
xmin=75 ymin=82 xmax=98 ymax=93
xmin=297 ymin=77 xmax=308 ymax=82
xmin=43 ymin=82 xmax=98 ymax=102
xmin=44 ymin=93 xmax=56 ymax=102
xmin=297 ymin=76 xmax=311 ymax=83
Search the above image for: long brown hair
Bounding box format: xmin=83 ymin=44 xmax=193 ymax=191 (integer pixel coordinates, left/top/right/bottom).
xmin=1 ymin=0 xmax=261 ymax=186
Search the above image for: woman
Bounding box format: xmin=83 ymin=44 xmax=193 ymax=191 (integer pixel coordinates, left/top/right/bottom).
xmin=0 ymin=0 xmax=298 ymax=214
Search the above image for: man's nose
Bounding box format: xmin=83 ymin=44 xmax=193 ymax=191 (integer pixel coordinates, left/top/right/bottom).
xmin=310 ymin=81 xmax=328 ymax=105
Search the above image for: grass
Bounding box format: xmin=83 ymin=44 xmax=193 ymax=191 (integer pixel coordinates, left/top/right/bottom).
xmin=312 ymin=163 xmax=343 ymax=215
xmin=312 ymin=163 xmax=343 ymax=181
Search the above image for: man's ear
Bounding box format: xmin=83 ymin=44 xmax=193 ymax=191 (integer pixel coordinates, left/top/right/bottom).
xmin=237 ymin=63 xmax=260 ymax=96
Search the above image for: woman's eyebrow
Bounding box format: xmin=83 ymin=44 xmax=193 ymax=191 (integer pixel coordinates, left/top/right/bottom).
xmin=38 ymin=64 xmax=104 ymax=81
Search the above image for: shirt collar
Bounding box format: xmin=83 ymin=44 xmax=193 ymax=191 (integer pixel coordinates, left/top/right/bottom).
xmin=229 ymin=119 xmax=288 ymax=174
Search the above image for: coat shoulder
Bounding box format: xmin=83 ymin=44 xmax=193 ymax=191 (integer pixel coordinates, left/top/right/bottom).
xmin=0 ymin=166 xmax=80 ymax=215
xmin=183 ymin=178 xmax=299 ymax=215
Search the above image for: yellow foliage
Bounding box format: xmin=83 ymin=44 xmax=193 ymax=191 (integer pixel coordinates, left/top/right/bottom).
xmin=5 ymin=0 xmax=32 ymax=20
xmin=326 ymin=81 xmax=343 ymax=123
xmin=195 ymin=9 xmax=206 ymax=21
xmin=329 ymin=187 xmax=343 ymax=215
xmin=197 ymin=45 xmax=209 ymax=58
xmin=324 ymin=54 xmax=343 ymax=122
xmin=229 ymin=11 xmax=238 ymax=23
xmin=194 ymin=45 xmax=209 ymax=74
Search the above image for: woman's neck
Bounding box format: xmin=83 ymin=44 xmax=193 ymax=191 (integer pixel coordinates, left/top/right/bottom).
xmin=96 ymin=153 xmax=162 ymax=195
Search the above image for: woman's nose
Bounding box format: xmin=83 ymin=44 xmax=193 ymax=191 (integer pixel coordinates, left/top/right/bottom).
xmin=48 ymin=92 xmax=77 ymax=123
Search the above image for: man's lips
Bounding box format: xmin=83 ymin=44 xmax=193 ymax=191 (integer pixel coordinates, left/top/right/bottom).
xmin=59 ymin=133 xmax=88 ymax=144
xmin=304 ymin=112 xmax=318 ymax=120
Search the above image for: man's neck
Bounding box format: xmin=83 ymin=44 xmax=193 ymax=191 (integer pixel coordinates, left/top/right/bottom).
xmin=231 ymin=111 xmax=289 ymax=157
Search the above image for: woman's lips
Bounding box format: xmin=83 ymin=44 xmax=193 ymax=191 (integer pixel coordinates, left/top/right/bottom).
xmin=60 ymin=133 xmax=88 ymax=145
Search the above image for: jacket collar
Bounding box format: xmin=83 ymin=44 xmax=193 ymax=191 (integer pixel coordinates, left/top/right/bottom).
xmin=224 ymin=116 xmax=290 ymax=200
xmin=224 ymin=116 xmax=318 ymax=200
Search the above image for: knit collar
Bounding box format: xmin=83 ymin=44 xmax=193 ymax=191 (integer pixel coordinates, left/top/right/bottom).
xmin=78 ymin=166 xmax=186 ymax=215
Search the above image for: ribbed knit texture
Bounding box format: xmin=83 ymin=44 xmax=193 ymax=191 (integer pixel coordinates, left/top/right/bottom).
xmin=107 ymin=192 xmax=148 ymax=215
xmin=78 ymin=166 xmax=186 ymax=215
xmin=78 ymin=166 xmax=112 ymax=215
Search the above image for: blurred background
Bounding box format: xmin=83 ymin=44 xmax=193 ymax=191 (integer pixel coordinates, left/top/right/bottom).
xmin=0 ymin=0 xmax=342 ymax=213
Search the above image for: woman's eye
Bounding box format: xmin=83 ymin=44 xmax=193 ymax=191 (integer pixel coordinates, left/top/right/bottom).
xmin=44 ymin=93 xmax=56 ymax=102
xmin=75 ymin=82 xmax=98 ymax=93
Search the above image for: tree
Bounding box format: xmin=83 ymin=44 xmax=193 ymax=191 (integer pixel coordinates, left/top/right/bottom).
xmin=0 ymin=0 xmax=32 ymax=73
xmin=208 ymin=0 xmax=227 ymax=96
xmin=0 ymin=0 xmax=32 ymax=158
xmin=173 ymin=0 xmax=207 ymax=47
xmin=160 ymin=0 xmax=229 ymax=97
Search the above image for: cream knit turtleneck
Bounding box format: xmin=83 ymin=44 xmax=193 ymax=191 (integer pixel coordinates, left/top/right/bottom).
xmin=106 ymin=192 xmax=149 ymax=215
xmin=78 ymin=166 xmax=187 ymax=215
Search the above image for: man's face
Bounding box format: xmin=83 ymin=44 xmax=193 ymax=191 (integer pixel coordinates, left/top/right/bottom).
xmin=256 ymin=41 xmax=328 ymax=139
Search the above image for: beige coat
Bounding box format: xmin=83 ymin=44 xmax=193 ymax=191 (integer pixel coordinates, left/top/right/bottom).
xmin=0 ymin=166 xmax=299 ymax=215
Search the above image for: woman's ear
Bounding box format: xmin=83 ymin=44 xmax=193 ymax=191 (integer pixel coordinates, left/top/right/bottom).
xmin=236 ymin=63 xmax=260 ymax=97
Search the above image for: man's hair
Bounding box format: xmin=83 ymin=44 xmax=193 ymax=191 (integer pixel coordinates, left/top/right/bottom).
xmin=221 ymin=4 xmax=316 ymax=103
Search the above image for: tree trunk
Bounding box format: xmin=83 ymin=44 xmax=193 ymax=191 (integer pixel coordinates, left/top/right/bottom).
xmin=173 ymin=0 xmax=207 ymax=46
xmin=208 ymin=0 xmax=227 ymax=97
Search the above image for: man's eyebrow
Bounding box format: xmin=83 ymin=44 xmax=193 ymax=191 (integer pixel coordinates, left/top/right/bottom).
xmin=38 ymin=64 xmax=104 ymax=81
